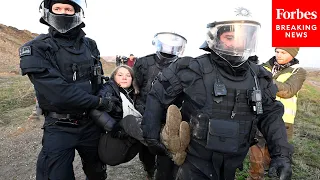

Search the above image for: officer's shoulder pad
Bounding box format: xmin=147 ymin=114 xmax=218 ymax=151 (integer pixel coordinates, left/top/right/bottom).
xmin=84 ymin=37 xmax=97 ymax=47
xmin=174 ymin=56 xmax=194 ymax=67
xmin=20 ymin=34 xmax=51 ymax=52
xmin=257 ymin=65 xmax=273 ymax=80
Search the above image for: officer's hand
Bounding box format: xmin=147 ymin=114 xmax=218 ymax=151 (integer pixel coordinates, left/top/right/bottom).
xmin=110 ymin=123 xmax=129 ymax=139
xmin=268 ymin=156 xmax=292 ymax=180
xmin=97 ymin=96 xmax=119 ymax=112
xmin=145 ymin=139 xmax=168 ymax=156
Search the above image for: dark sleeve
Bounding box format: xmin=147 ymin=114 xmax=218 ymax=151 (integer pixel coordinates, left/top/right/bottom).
xmin=86 ymin=37 xmax=104 ymax=75
xmin=275 ymin=67 xmax=307 ymax=98
xmin=89 ymin=109 xmax=116 ymax=132
xmin=20 ymin=41 xmax=100 ymax=109
xmin=257 ymin=67 xmax=293 ymax=158
xmin=133 ymin=57 xmax=144 ymax=88
xmin=141 ymin=57 xmax=197 ymax=139
xmin=132 ymin=57 xmax=146 ymax=113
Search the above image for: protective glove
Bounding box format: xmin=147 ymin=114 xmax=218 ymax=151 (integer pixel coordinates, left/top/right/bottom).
xmin=161 ymin=104 xmax=190 ymax=165
xmin=268 ymin=156 xmax=292 ymax=180
xmin=110 ymin=123 xmax=129 ymax=139
xmin=145 ymin=139 xmax=168 ymax=156
xmin=97 ymin=96 xmax=119 ymax=112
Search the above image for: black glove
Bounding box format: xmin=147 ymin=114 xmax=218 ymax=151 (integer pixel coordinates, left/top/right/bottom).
xmin=89 ymin=109 xmax=116 ymax=132
xmin=145 ymin=139 xmax=168 ymax=156
xmin=268 ymin=156 xmax=292 ymax=180
xmin=97 ymin=96 xmax=119 ymax=112
xmin=110 ymin=123 xmax=129 ymax=139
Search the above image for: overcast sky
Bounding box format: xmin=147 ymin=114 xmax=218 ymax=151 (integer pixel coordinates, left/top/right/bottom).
xmin=0 ymin=0 xmax=319 ymax=67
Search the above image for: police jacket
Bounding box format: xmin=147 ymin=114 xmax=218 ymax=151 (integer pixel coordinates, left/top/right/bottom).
xmin=141 ymin=52 xmax=293 ymax=158
xmin=133 ymin=53 xmax=171 ymax=114
xmin=19 ymin=26 xmax=101 ymax=114
xmin=97 ymin=79 xmax=136 ymax=121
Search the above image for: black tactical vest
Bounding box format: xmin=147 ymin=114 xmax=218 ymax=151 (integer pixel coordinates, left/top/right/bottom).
xmin=181 ymin=54 xmax=259 ymax=155
xmin=136 ymin=54 xmax=169 ymax=111
xmin=35 ymin=35 xmax=99 ymax=114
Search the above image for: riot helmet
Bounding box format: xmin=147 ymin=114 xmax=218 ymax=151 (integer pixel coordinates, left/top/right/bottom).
xmin=204 ymin=6 xmax=260 ymax=67
xmin=153 ymin=32 xmax=187 ymax=63
xmin=39 ymin=0 xmax=87 ymax=33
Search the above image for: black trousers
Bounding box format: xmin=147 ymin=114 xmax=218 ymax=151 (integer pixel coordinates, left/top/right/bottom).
xmin=175 ymin=140 xmax=247 ymax=180
xmin=139 ymin=145 xmax=156 ymax=175
xmin=36 ymin=117 xmax=107 ymax=180
xmin=155 ymin=155 xmax=179 ymax=180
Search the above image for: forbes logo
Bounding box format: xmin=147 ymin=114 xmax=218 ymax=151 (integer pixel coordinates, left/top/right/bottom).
xmin=276 ymin=9 xmax=317 ymax=19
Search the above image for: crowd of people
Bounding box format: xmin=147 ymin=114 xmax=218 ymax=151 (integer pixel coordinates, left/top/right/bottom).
xmin=115 ymin=54 xmax=137 ymax=67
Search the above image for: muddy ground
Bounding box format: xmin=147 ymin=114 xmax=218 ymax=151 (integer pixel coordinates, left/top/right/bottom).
xmin=0 ymin=105 xmax=147 ymax=180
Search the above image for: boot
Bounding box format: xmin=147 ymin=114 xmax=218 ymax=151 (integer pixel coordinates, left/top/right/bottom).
xmin=248 ymin=144 xmax=270 ymax=180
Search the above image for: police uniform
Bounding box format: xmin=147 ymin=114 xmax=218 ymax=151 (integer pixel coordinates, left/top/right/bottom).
xmin=134 ymin=53 xmax=181 ymax=180
xmin=19 ymin=26 xmax=106 ymax=179
xmin=141 ymin=52 xmax=293 ymax=180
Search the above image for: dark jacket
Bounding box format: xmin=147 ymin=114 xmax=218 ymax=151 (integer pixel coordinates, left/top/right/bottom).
xmin=19 ymin=26 xmax=101 ymax=114
xmin=98 ymin=80 xmax=135 ymax=120
xmin=141 ymin=52 xmax=293 ymax=159
xmin=90 ymin=79 xmax=135 ymax=131
xmin=133 ymin=53 xmax=171 ymax=114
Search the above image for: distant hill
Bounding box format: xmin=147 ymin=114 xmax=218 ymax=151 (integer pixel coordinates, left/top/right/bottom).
xmin=102 ymin=56 xmax=116 ymax=62
xmin=0 ymin=24 xmax=38 ymax=74
xmin=0 ymin=23 xmax=113 ymax=75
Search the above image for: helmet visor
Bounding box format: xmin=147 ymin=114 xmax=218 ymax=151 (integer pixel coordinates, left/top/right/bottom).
xmin=40 ymin=2 xmax=84 ymax=33
xmin=209 ymin=22 xmax=260 ymax=58
xmin=153 ymin=32 xmax=187 ymax=56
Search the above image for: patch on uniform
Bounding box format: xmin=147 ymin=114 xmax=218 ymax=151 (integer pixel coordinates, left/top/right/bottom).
xmin=19 ymin=46 xmax=32 ymax=57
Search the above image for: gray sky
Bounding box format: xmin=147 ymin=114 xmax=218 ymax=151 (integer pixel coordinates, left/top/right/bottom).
xmin=1 ymin=0 xmax=319 ymax=67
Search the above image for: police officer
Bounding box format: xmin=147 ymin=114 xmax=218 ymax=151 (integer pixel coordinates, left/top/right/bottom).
xmin=19 ymin=0 xmax=110 ymax=179
xmin=133 ymin=32 xmax=187 ymax=180
xmin=141 ymin=6 xmax=293 ymax=180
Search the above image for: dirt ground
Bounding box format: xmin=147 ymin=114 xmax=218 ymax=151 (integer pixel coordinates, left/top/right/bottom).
xmin=0 ymin=105 xmax=147 ymax=180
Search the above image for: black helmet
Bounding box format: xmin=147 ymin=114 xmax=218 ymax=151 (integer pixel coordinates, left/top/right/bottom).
xmin=39 ymin=0 xmax=87 ymax=33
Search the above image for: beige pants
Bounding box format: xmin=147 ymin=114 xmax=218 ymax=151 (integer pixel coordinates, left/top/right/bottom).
xmin=248 ymin=123 xmax=293 ymax=180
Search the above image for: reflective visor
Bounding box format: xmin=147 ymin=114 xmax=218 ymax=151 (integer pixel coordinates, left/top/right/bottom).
xmin=153 ymin=32 xmax=187 ymax=56
xmin=209 ymin=22 xmax=260 ymax=57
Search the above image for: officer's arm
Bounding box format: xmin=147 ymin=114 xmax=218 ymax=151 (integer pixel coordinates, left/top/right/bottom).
xmin=132 ymin=57 xmax=144 ymax=88
xmin=20 ymin=43 xmax=100 ymax=109
xmin=257 ymin=70 xmax=293 ymax=158
xmin=141 ymin=64 xmax=185 ymax=140
xmin=275 ymin=67 xmax=307 ymax=98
